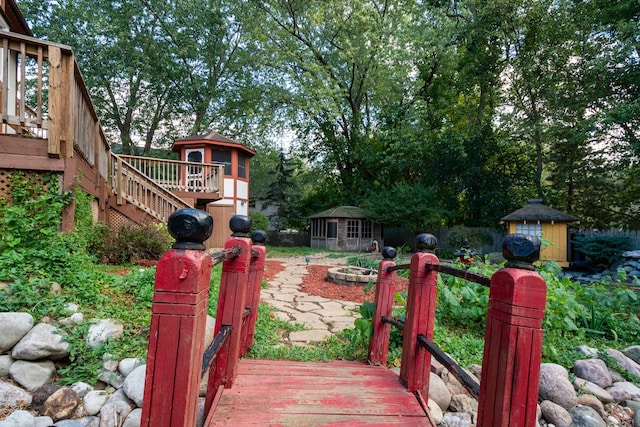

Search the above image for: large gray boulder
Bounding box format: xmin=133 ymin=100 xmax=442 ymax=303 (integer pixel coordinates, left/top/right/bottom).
xmin=0 ymin=312 xmax=34 ymax=352
xmin=11 ymin=323 xmax=69 ymax=360
xmin=122 ymin=365 xmax=146 ymax=408
xmin=0 ymin=380 xmax=33 ymax=407
xmin=538 ymin=363 xmax=577 ymax=409
xmin=9 ymin=360 xmax=56 ymax=391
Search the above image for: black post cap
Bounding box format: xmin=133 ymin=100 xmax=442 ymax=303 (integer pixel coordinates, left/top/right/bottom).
xmin=168 ymin=208 xmax=213 ymax=250
xmin=230 ymin=214 xmax=252 ymax=237
xmin=503 ymin=234 xmax=541 ymax=270
xmin=382 ymin=246 xmax=397 ymax=260
xmin=251 ymin=230 xmax=267 ymax=245
xmin=415 ymin=233 xmax=438 ymax=253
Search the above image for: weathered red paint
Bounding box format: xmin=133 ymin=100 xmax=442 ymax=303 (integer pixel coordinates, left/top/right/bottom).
xmin=205 ymin=234 xmax=252 ymax=413
xmin=368 ymin=259 xmax=396 ymax=366
xmin=141 ymin=248 xmax=212 ymax=427
xmin=400 ymin=251 xmax=439 ymax=394
xmin=477 ymin=267 xmax=546 ymax=427
xmin=240 ymin=244 xmax=266 ymax=357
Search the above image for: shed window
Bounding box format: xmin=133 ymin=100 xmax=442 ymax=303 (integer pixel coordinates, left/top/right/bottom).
xmin=347 ymin=220 xmax=359 ymax=238
xmin=327 ymin=221 xmax=337 ymax=239
xmin=212 ymin=149 xmax=232 ymax=176
xmin=312 ymin=219 xmax=326 ymax=238
xmin=516 ymin=223 xmax=542 ymax=238
xmin=361 ymin=220 xmax=372 ymax=239
xmin=238 ymin=153 xmax=247 ymax=179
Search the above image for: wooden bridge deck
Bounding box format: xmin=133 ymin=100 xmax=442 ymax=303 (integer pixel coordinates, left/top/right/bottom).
xmin=206 ymin=359 xmax=433 ymax=426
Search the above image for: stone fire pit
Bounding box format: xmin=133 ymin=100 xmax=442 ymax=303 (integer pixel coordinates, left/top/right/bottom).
xmin=326 ymin=266 xmax=377 ymax=286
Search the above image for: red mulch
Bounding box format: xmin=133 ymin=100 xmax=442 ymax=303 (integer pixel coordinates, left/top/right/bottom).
xmin=263 ymin=260 xmax=408 ymax=305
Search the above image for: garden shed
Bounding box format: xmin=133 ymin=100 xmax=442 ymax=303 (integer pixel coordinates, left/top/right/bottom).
xmin=308 ymin=206 xmax=383 ymax=252
xmin=501 ymin=199 xmax=579 ymax=267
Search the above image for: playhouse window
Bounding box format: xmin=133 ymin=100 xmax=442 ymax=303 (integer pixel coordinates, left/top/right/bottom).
xmin=212 ymin=149 xmax=232 ymax=175
xmin=516 ymin=223 xmax=542 ymax=238
xmin=238 ymin=154 xmax=247 ymax=179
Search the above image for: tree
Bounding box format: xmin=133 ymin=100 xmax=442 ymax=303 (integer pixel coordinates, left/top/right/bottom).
xmin=263 ymin=151 xmax=304 ymax=231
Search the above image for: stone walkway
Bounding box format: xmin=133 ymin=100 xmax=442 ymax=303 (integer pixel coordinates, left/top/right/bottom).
xmin=260 ymin=257 xmax=361 ymax=345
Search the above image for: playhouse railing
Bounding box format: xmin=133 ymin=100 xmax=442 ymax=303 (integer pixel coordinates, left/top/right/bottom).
xmin=368 ymin=233 xmax=546 ymax=427
xmin=140 ymin=209 xmax=266 ymax=427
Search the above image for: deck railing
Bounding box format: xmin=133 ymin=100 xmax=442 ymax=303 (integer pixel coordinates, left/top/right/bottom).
xmin=110 ymin=153 xmax=192 ymax=223
xmin=0 ymin=31 xmax=109 ymax=171
xmin=116 ymin=154 xmax=224 ymax=194
xmin=369 ymin=233 xmax=546 ymax=427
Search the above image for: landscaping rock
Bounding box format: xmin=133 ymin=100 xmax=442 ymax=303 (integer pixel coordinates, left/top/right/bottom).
xmin=9 ymin=360 xmax=56 ymax=391
xmin=440 ymin=411 xmax=473 ymax=427
xmin=0 ymin=354 xmax=13 ymax=377
xmin=0 ymin=380 xmax=33 ymax=408
xmin=427 ymin=399 xmax=444 ymax=424
xmin=34 ymin=416 xmax=54 ymax=427
xmin=117 ymin=358 xmax=144 ymax=377
xmin=11 ymin=323 xmax=69 ymax=360
xmin=99 ymin=401 xmax=133 ymax=427
xmin=428 ymin=371 xmax=452 ymax=411
xmin=122 ymin=365 xmax=146 ymax=407
xmin=122 ymin=408 xmax=142 ymax=427
xmin=540 ymin=400 xmax=572 ymax=427
xmin=0 ymin=410 xmax=36 ymax=427
xmin=606 ymin=349 xmax=640 ymax=378
xmin=83 ymin=390 xmax=111 ymax=416
xmin=86 ymin=319 xmax=124 ymax=347
xmin=31 ymin=384 xmax=62 ymax=413
xmin=0 ymin=312 xmax=34 ymax=352
xmin=52 ymin=420 xmax=84 ymax=427
xmin=573 ymin=377 xmax=614 ymax=403
xmin=569 ymin=405 xmax=606 ymax=427
xmin=41 ymin=388 xmax=81 ymax=421
xmin=607 ymin=381 xmax=640 ymax=402
xmin=576 ymin=393 xmax=606 ymax=418
xmin=70 ymin=382 xmax=93 ymax=398
xmin=573 ymin=358 xmax=613 ymax=388
xmin=539 ymin=363 xmax=577 ymax=409
xmin=449 ymin=393 xmax=477 ymax=413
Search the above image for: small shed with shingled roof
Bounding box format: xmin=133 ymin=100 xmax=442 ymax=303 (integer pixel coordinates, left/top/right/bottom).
xmin=308 ymin=206 xmax=383 ymax=252
xmin=501 ymin=199 xmax=579 ymax=267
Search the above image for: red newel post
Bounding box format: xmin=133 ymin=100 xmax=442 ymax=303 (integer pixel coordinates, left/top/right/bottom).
xmin=477 ymin=234 xmax=546 ymax=427
xmin=240 ymin=230 xmax=267 ymax=357
xmin=206 ymin=215 xmax=252 ymax=412
xmin=368 ymin=246 xmax=398 ymax=366
xmin=400 ymin=234 xmax=439 ymax=394
xmin=141 ymin=209 xmax=213 ymax=427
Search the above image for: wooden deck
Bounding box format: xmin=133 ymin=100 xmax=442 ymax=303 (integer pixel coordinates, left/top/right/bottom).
xmin=206 ymin=359 xmax=433 ymax=426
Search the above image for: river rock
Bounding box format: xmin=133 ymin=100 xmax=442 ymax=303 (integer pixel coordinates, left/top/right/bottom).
xmin=0 ymin=410 xmax=36 ymax=427
xmin=622 ymin=345 xmax=640 ymax=365
xmin=573 ymin=377 xmax=614 ymax=403
xmin=0 ymin=380 xmax=32 ymax=407
xmin=0 ymin=355 xmax=13 ymax=377
xmin=11 ymin=323 xmax=69 ymax=360
xmin=606 ymin=349 xmax=640 ymax=378
xmin=540 ymin=400 xmax=572 ymax=427
xmin=607 ymin=381 xmax=640 ymax=401
xmin=86 ymin=319 xmax=124 ymax=347
xmin=9 ymin=360 xmax=56 ymax=391
xmin=83 ymin=390 xmax=111 ymax=416
xmin=428 ymin=372 xmax=452 ymax=411
xmin=0 ymin=312 xmax=34 ymax=352
xmin=569 ymin=405 xmax=606 ymax=427
xmin=573 ymin=358 xmax=612 ymax=388
xmin=99 ymin=401 xmax=132 ymax=427
xmin=122 ymin=365 xmax=146 ymax=407
xmin=539 ymin=363 xmax=577 ymax=409
xmin=41 ymin=388 xmax=80 ymax=421
xmin=122 ymin=408 xmax=142 ymax=427
xmin=576 ymin=393 xmax=606 ymax=418
xmin=118 ymin=358 xmax=145 ymax=377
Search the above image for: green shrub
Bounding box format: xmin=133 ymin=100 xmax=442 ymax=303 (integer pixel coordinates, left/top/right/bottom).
xmin=250 ymin=211 xmax=270 ymax=232
xmin=88 ymin=223 xmax=172 ymax=264
xmin=574 ymin=235 xmax=634 ymax=268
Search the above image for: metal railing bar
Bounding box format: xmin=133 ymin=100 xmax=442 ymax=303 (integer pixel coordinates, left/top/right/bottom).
xmin=210 ymin=246 xmax=242 ymax=266
xmin=417 ymin=334 xmax=480 ymax=399
xmin=386 ymin=263 xmax=410 ymax=272
xmin=201 ymin=325 xmax=232 ymax=378
xmin=425 ymin=262 xmax=491 ymax=288
xmin=381 ymin=316 xmax=405 ymax=330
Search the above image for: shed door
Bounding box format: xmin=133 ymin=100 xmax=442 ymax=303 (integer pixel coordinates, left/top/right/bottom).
xmin=326 ymin=220 xmax=338 ymax=250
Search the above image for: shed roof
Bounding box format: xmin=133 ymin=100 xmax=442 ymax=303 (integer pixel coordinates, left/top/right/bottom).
xmin=308 ymin=206 xmax=370 ymax=219
xmin=501 ymin=200 xmax=579 ymax=222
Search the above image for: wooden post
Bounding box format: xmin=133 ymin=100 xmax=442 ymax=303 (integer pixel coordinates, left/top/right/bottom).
xmin=240 ymin=230 xmax=267 ymax=357
xmin=368 ymin=247 xmax=397 ymax=366
xmin=205 ymin=215 xmax=252 ymax=412
xmin=141 ymin=209 xmax=214 ymax=427
xmin=400 ymin=234 xmax=439 ymax=394
xmin=477 ymin=234 xmax=546 ymax=427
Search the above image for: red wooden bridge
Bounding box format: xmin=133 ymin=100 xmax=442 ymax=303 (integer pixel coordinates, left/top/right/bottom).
xmin=141 ymin=211 xmax=547 ymax=427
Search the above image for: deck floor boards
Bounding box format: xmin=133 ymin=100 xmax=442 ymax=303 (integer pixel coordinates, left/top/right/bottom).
xmin=207 ymin=359 xmax=432 ymax=426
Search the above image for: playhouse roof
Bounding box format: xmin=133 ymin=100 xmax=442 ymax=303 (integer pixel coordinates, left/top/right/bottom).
xmin=171 ymin=132 xmax=256 ymax=156
xmin=308 ymin=206 xmax=370 ymax=219
xmin=501 ymin=200 xmax=579 ymax=223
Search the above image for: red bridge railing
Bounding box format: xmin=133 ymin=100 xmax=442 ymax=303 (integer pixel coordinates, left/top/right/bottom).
xmin=369 ymin=233 xmax=546 ymax=427
xmin=140 ymin=209 xmax=266 ymax=427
